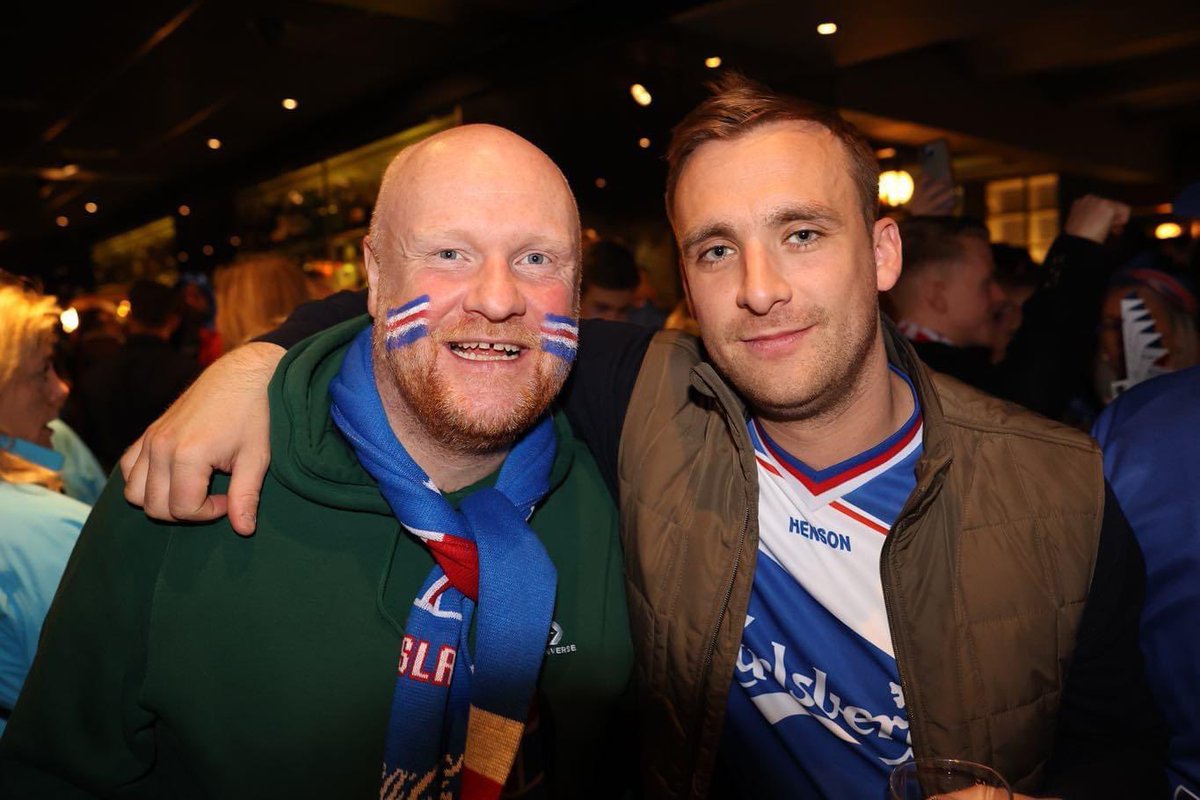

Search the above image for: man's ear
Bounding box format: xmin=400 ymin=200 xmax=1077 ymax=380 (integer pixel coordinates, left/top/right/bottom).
xmin=873 ymin=217 xmax=903 ymax=293
xmin=364 ymin=236 xmax=380 ymax=318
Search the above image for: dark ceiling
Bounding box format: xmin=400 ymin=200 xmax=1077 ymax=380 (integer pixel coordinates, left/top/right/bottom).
xmin=4 ymin=0 xmax=1200 ymax=280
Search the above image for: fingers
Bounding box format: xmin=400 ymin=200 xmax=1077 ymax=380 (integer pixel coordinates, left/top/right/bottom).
xmin=1065 ymin=195 xmax=1120 ymax=243
xmin=122 ymin=438 xmax=151 ymax=507
xmin=167 ymin=448 xmax=227 ymax=523
xmin=1110 ymin=200 xmax=1132 ymax=230
xmin=141 ymin=434 xmax=181 ymax=521
xmin=120 ymin=435 xmax=145 ymax=483
xmin=226 ymin=449 xmax=270 ymax=537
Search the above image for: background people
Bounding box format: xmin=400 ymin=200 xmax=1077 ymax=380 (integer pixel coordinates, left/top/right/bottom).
xmin=0 ymin=277 xmax=90 ymax=735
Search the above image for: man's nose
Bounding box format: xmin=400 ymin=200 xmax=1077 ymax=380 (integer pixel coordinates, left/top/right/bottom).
xmin=737 ymin=244 xmax=791 ymax=315
xmin=463 ymin=255 xmax=526 ymax=322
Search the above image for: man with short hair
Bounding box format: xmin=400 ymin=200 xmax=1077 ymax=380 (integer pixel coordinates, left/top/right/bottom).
xmin=112 ymin=77 xmax=1162 ymax=798
xmin=887 ymin=199 xmax=1130 ymax=419
xmin=0 ymin=126 xmax=634 ymax=799
xmin=579 ymin=240 xmax=641 ymax=322
xmin=888 ymin=215 xmax=1005 ymax=353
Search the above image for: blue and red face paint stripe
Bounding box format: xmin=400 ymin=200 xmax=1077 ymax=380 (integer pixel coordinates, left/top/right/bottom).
xmin=540 ymin=313 xmax=578 ymax=362
xmin=385 ymin=295 xmax=431 ymax=350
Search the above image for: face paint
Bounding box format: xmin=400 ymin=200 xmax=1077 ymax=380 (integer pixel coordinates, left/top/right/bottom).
xmin=540 ymin=313 xmax=578 ymax=363
xmin=385 ymin=295 xmax=431 ymax=350
xmin=1111 ymin=292 xmax=1169 ymax=397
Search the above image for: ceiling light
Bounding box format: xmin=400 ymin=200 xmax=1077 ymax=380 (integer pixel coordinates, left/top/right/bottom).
xmin=207 ymin=138 xmax=222 ymax=150
xmin=878 ymin=170 xmax=914 ymax=207
xmin=638 ymin=137 xmax=651 ymax=149
xmin=56 ymin=215 xmax=69 ymax=228
xmin=595 ymin=177 xmax=608 ymax=189
xmin=84 ymin=202 xmax=98 ymax=214
xmin=705 ymin=56 xmax=722 ymax=69
xmin=178 ymin=204 xmax=191 ymax=216
xmin=817 ymin=22 xmax=838 ymax=35
xmin=60 ymin=307 xmax=80 ymax=333
xmin=202 ymin=244 xmax=214 ymax=256
xmin=875 ymin=147 xmax=897 ymax=159
xmin=1155 ymin=222 xmax=1183 ymax=240
xmin=177 ymin=251 xmax=189 ymax=263
xmin=116 ymin=300 xmax=131 ymax=319
xmin=282 ymin=98 xmax=299 ymax=110
xmin=229 ymin=235 xmax=242 ymax=247
xmin=630 ymin=84 xmax=652 ymax=107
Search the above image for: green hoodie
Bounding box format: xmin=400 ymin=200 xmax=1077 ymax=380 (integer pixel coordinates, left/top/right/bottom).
xmin=0 ymin=317 xmax=634 ymax=799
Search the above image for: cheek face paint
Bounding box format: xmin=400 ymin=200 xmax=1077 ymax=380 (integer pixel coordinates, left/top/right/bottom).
xmin=385 ymin=295 xmax=431 ymax=350
xmin=540 ymin=313 xmax=579 ymax=363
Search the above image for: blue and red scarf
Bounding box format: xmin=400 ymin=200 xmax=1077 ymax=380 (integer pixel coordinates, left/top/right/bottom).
xmin=330 ymin=327 xmax=558 ymax=799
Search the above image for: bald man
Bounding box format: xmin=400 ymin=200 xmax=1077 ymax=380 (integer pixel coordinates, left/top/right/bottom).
xmin=0 ymin=126 xmax=635 ymax=800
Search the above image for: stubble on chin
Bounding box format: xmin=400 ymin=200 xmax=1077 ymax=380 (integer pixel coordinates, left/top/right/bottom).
xmin=706 ymin=304 xmax=880 ymax=426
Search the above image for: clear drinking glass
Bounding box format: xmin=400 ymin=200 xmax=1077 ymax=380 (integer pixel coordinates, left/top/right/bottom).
xmin=888 ymin=758 xmax=1013 ymax=800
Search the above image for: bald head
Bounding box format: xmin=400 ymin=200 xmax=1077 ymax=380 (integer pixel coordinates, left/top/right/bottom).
xmin=362 ymin=125 xmax=584 ymax=462
xmin=369 ymin=124 xmax=579 ymax=261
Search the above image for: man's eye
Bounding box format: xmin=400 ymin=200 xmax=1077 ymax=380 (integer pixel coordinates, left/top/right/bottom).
xmin=521 ymin=252 xmax=549 ymax=266
xmin=788 ymin=229 xmax=820 ymax=245
xmin=437 ymin=249 xmax=459 ymax=260
xmin=702 ymin=245 xmax=732 ymax=261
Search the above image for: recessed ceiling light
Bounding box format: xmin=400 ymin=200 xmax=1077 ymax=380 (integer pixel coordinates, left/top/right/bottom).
xmin=84 ymin=202 xmax=98 ymax=214
xmin=177 ymin=251 xmax=189 ymax=263
xmin=705 ymin=56 xmax=722 ymax=69
xmin=630 ymin=84 xmax=652 ymax=107
xmin=202 ymin=244 xmax=214 ymax=256
xmin=817 ymin=22 xmax=838 ymax=35
xmin=282 ymin=98 xmax=299 ymax=110
xmin=1155 ymin=222 xmax=1183 ymax=240
xmin=595 ymin=177 xmax=608 ymax=189
xmin=638 ymin=137 xmax=651 ymax=149
xmin=207 ymin=138 xmax=222 ymax=150
xmin=178 ymin=204 xmax=191 ymax=217
xmin=229 ymin=235 xmax=242 ymax=247
xmin=55 ymin=215 xmax=69 ymax=228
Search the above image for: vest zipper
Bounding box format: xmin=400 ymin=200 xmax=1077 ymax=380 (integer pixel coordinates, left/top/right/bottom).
xmin=880 ymin=520 xmax=924 ymax=764
xmin=684 ymin=496 xmax=751 ymax=799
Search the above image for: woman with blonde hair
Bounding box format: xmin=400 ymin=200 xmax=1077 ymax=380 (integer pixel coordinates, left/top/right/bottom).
xmin=0 ymin=276 xmax=90 ymax=733
xmin=213 ymin=254 xmax=312 ymax=352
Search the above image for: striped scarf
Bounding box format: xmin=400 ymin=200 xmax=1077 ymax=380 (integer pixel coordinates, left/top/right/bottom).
xmin=329 ymin=327 xmax=558 ymax=800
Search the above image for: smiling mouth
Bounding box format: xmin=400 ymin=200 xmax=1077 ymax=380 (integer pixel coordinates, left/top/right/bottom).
xmin=448 ymin=341 xmax=524 ymax=361
xmin=742 ymin=326 xmax=812 ymax=344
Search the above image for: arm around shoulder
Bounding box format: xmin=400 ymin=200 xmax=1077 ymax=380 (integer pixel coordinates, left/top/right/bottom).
xmin=120 ymin=341 xmax=282 ymax=535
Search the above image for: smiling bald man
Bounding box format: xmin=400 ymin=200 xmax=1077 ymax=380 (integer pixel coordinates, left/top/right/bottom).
xmin=0 ymin=126 xmax=635 ymax=800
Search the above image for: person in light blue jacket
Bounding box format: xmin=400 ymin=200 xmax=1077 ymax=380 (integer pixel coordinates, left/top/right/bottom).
xmin=0 ymin=277 xmax=90 ymax=734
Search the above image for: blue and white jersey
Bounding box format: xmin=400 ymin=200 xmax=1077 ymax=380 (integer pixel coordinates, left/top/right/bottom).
xmin=723 ymin=367 xmax=923 ymax=799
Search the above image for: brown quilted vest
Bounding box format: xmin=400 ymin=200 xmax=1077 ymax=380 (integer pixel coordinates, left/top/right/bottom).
xmin=617 ymin=326 xmax=1104 ymax=798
